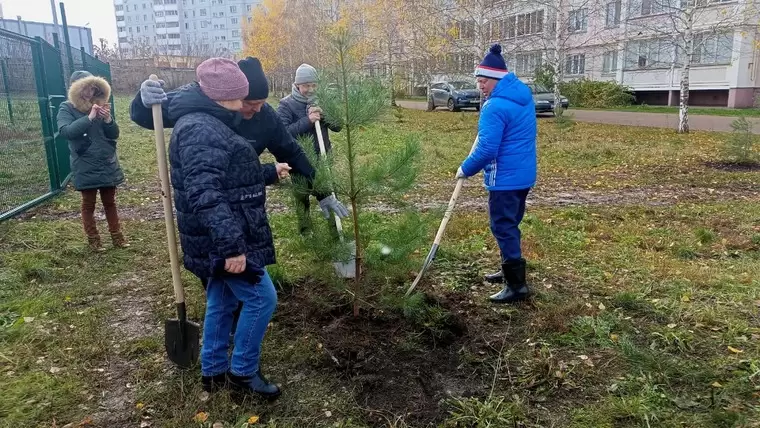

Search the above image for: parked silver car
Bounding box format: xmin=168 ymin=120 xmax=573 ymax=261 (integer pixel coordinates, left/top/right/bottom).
xmin=525 ymin=82 xmax=569 ymax=114
xmin=426 ymin=80 xmax=481 ymax=112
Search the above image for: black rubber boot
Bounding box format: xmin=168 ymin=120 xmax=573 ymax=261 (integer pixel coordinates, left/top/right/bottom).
xmin=227 ymin=370 xmax=281 ymax=400
xmin=489 ymin=259 xmax=530 ymax=304
xmin=202 ymin=373 xmax=227 ymax=393
xmin=484 ymin=269 xmax=503 ymax=283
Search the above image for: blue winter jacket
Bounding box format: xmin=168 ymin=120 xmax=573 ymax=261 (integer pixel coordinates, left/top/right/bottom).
xmin=460 ymin=73 xmax=537 ymax=191
xmin=167 ymin=84 xmax=276 ymax=280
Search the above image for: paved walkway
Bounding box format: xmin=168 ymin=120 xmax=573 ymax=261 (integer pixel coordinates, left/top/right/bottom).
xmin=396 ymin=100 xmax=760 ymax=134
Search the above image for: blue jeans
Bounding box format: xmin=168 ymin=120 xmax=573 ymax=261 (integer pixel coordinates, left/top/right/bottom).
xmin=489 ymin=189 xmax=530 ymax=262
xmin=201 ymin=271 xmax=277 ymax=377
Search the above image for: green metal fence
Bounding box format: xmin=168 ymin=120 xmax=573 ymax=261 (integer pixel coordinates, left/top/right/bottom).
xmin=0 ymin=19 xmax=113 ymax=221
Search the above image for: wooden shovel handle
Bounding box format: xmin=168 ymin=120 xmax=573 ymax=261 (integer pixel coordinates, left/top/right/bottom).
xmin=314 ymin=119 xmax=344 ymax=238
xmin=150 ymin=74 xmax=185 ymax=305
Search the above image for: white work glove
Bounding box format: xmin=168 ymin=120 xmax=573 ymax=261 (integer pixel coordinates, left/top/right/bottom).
xmin=140 ymin=78 xmax=168 ymax=107
xmin=318 ymin=194 xmax=349 ymax=219
xmin=456 ymin=167 xmax=467 ymax=179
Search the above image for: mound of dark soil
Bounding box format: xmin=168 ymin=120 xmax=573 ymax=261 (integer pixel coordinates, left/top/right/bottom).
xmin=275 ymin=288 xmax=487 ymax=427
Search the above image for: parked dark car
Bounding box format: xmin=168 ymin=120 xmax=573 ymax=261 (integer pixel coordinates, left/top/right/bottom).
xmin=526 ymin=82 xmax=569 ymax=114
xmin=427 ymin=80 xmax=481 ymax=112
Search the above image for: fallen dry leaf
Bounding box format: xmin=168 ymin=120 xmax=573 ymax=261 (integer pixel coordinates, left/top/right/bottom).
xmin=136 ymin=402 xmax=145 ymax=410
xmin=247 ymin=415 xmax=260 ymax=424
xmin=193 ymin=412 xmax=209 ymax=423
xmin=727 ymin=346 xmax=744 ymax=354
xmin=711 ymin=381 xmax=723 ymax=388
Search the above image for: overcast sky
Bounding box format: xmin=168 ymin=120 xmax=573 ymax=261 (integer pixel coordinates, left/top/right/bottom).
xmin=2 ymin=0 xmax=117 ymax=43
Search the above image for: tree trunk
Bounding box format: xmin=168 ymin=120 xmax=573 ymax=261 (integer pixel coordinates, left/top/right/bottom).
xmin=679 ymin=13 xmax=694 ymax=134
xmin=553 ymin=1 xmax=564 ymax=115
xmin=389 ymin=40 xmax=396 ymax=107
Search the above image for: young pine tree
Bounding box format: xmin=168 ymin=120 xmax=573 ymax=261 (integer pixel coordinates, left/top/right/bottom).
xmin=290 ymin=24 xmax=425 ymax=317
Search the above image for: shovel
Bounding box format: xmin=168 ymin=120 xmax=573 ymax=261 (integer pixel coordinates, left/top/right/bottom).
xmin=405 ymin=137 xmax=479 ymax=297
xmin=314 ymin=115 xmax=356 ymax=278
xmin=149 ymin=74 xmax=200 ymax=368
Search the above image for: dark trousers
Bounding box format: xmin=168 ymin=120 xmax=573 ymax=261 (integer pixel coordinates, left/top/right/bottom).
xmin=488 ymin=188 xmax=530 ymax=262
xmin=81 ymin=187 xmax=120 ymax=238
xmin=293 ymin=188 xmax=339 ymax=238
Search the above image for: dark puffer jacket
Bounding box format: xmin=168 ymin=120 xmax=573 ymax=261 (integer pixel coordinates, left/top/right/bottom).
xmin=57 ymin=72 xmax=123 ymax=191
xmin=168 ymin=84 xmax=276 ymax=280
xmin=277 ymin=95 xmax=341 ymax=154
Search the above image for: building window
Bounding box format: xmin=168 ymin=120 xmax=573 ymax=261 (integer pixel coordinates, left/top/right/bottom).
xmin=233 ymin=42 xmax=240 ymax=49
xmin=201 ymin=21 xmax=207 ymax=28
xmin=168 ymin=22 xmax=179 ymax=27
xmin=143 ymin=3 xmax=147 ymax=9
xmin=457 ymin=20 xmax=475 ymax=40
xmin=200 ymin=9 xmax=207 ymax=16
xmin=155 ymin=11 xmax=164 ymax=17
xmin=232 ymin=29 xmax=239 ymax=37
xmin=231 ymin=17 xmax=238 ymax=24
xmin=568 ymin=9 xmax=588 ymax=33
xmin=118 ymin=37 xmax=128 ymax=43
xmin=514 ymin=51 xmax=542 ymax=76
xmin=167 ymin=10 xmax=178 ymax=15
xmin=169 ymin=33 xmax=180 ymax=39
xmin=247 ymin=4 xmax=252 ymax=11
xmin=230 ymin=5 xmax=237 ymax=13
xmin=692 ymin=32 xmax=734 ymax=65
xmin=602 ymin=50 xmax=618 ymax=73
xmin=625 ymin=38 xmax=675 ymax=69
xmin=115 ymin=5 xmax=124 ymax=11
xmin=565 ymin=53 xmax=586 ymax=75
xmin=145 ymin=26 xmax=148 ymax=31
xmin=186 ymin=23 xmax=190 ymax=29
xmin=137 ymin=26 xmax=141 ymax=33
xmin=516 ymin=10 xmax=543 ymax=37
xmin=116 ymin=16 xmax=125 ymax=22
xmin=606 ymin=1 xmax=621 ymax=28
xmin=126 ymin=5 xmax=130 ymax=11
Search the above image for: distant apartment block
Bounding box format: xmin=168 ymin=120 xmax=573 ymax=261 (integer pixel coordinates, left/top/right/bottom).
xmin=114 ymin=0 xmax=261 ymax=58
xmin=445 ymin=0 xmax=759 ymax=107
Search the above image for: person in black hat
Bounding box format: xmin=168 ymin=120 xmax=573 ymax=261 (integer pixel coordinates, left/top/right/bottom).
xmin=129 ymin=57 xmax=349 ymax=223
xmin=129 ymin=57 xmax=349 ymax=336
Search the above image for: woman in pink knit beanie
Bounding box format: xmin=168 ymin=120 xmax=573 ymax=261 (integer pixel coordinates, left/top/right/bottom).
xmin=167 ymin=57 xmax=282 ymax=399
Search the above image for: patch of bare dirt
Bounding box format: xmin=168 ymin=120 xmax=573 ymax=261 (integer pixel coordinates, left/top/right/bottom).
xmin=704 ymin=161 xmax=760 ymax=172
xmin=89 ymin=273 xmax=161 ymax=427
xmin=17 ymin=181 xmax=760 ymax=222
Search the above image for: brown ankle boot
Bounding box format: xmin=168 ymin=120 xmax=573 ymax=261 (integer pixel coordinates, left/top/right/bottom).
xmin=88 ymin=235 xmax=105 ymax=252
xmin=111 ymin=232 xmax=130 ymax=248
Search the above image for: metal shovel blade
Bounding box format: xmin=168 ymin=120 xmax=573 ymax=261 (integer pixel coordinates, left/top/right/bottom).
xmin=333 ymin=239 xmax=357 ymax=278
xmin=164 ymin=316 xmax=200 ymax=369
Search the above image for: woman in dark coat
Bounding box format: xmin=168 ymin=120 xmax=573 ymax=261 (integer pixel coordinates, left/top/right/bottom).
xmin=57 ymin=71 xmax=128 ymax=251
xmin=168 ymin=57 xmax=280 ymax=399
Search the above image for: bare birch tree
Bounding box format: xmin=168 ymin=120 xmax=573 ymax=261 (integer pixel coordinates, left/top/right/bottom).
xmin=624 ymin=0 xmax=759 ymax=133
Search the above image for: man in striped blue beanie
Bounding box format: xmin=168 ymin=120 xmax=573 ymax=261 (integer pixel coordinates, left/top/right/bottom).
xmin=456 ymin=44 xmax=538 ymax=304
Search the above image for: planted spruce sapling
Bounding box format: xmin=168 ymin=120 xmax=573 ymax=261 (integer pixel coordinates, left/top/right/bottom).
xmin=290 ymin=25 xmax=425 ymax=316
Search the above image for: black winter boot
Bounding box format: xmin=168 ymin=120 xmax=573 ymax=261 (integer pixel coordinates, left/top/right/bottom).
xmin=484 ymin=269 xmax=503 ymax=283
xmin=489 ymin=259 xmax=530 ymax=304
xmin=202 ymin=373 xmax=227 ymax=393
xmin=227 ymin=370 xmax=281 ymax=400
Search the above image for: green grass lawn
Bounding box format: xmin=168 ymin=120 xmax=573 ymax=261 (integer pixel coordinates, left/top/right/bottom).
xmin=1 ymin=97 xmax=759 ymax=428
xmin=581 ymin=105 xmax=760 ymax=117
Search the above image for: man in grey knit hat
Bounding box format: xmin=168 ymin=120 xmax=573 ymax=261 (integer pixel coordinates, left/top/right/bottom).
xmin=277 ymin=63 xmax=342 ymax=236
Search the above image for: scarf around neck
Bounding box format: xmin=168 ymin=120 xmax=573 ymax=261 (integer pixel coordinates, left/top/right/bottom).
xmin=291 ymin=84 xmax=316 ymax=105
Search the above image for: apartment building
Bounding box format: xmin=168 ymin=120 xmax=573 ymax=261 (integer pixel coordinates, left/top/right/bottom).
xmin=446 ymin=0 xmax=759 ymax=107
xmin=115 ymin=0 xmax=260 ymax=58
